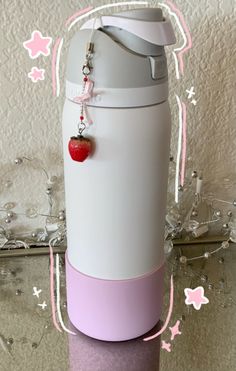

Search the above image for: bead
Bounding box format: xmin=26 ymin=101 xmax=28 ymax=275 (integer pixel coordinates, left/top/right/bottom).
xmin=58 ymin=210 xmax=65 ymax=216
xmin=200 ymin=274 xmax=208 ymax=282
xmin=215 ymin=210 xmax=222 ymax=217
xmin=26 ymin=208 xmax=38 ymax=218
xmin=7 ymin=338 xmax=14 ymax=345
xmin=222 ymin=223 xmax=229 ymax=229
xmin=218 ymin=257 xmax=224 ymax=264
xmin=58 ymin=215 xmax=65 ymax=221
xmin=179 ymin=256 xmax=187 ymax=264
xmin=63 ymin=301 xmax=67 ymax=308
xmin=169 ymin=156 xmax=174 ymax=162
xmin=7 ymin=211 xmax=14 ymax=218
xmin=191 ymin=210 xmax=198 ymax=217
xmin=4 ymin=202 xmax=15 ymax=210
xmin=204 ymin=252 xmax=211 ymax=259
xmin=83 ymin=76 xmax=88 ymax=81
xmin=233 ymin=200 xmax=236 ymax=207
xmin=191 ymin=171 xmax=198 ymax=178
xmin=16 ymin=289 xmax=23 ymax=295
xmin=14 ymin=157 xmax=23 ymax=165
xmin=208 ymin=283 xmax=214 ymax=290
xmin=31 ymin=231 xmax=37 ymax=238
xmin=47 ymin=176 xmax=58 ymax=185
xmin=5 ymin=180 xmax=12 ymax=188
xmin=80 ymin=115 xmax=84 ymax=120
xmin=5 ymin=218 xmax=11 ymax=224
xmin=222 ymin=241 xmax=229 ymax=249
xmin=178 ymin=185 xmax=183 ymax=192
xmin=46 ymin=187 xmax=52 ymax=195
xmin=227 ymin=211 xmax=233 ymax=217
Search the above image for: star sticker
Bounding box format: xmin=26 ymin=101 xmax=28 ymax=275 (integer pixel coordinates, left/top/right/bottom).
xmin=38 ymin=301 xmax=47 ymax=310
xmin=23 ymin=30 xmax=52 ymax=59
xmin=169 ymin=320 xmax=182 ymax=341
xmin=161 ymin=340 xmax=171 ymax=352
xmin=184 ymin=286 xmax=209 ymax=310
xmin=28 ymin=67 xmax=45 ymax=83
xmin=33 ymin=286 xmax=42 ymax=298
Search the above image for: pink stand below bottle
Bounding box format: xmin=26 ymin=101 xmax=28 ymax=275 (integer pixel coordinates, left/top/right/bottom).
xmin=66 ymin=253 xmax=165 ymax=342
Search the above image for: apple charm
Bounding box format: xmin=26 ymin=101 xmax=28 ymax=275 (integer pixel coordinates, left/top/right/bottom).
xmin=68 ymin=135 xmax=92 ymax=162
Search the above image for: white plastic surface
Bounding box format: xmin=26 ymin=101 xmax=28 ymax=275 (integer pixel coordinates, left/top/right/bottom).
xmin=80 ymin=16 xmax=176 ymax=46
xmin=62 ymin=99 xmax=171 ymax=280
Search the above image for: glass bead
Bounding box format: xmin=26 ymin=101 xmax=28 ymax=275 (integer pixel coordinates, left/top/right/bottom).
xmin=5 ymin=180 xmax=12 ymax=188
xmin=4 ymin=202 xmax=16 ymax=210
xmin=14 ymin=158 xmax=23 ymax=165
xmin=204 ymin=252 xmax=211 ymax=259
xmin=25 ymin=208 xmax=38 ymax=218
xmin=200 ymin=275 xmax=208 ymax=282
xmin=7 ymin=338 xmax=14 ymax=345
xmin=180 ymin=256 xmax=187 ymax=264
xmin=222 ymin=241 xmax=229 ymax=249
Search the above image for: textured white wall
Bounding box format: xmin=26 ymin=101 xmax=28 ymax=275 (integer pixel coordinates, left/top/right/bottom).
xmin=0 ymin=0 xmax=235 ymax=233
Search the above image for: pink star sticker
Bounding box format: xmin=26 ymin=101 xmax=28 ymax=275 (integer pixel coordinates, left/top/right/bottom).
xmin=184 ymin=286 xmax=209 ymax=310
xmin=161 ymin=340 xmax=171 ymax=352
xmin=28 ymin=67 xmax=45 ymax=82
xmin=23 ymin=30 xmax=52 ymax=59
xmin=169 ymin=320 xmax=182 ymax=341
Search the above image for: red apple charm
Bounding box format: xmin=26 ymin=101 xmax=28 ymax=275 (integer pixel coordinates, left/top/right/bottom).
xmin=68 ymin=135 xmax=92 ymax=162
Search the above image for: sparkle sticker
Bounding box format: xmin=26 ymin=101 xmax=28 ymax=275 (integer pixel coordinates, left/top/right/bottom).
xmin=169 ymin=320 xmax=182 ymax=340
xmin=33 ymin=286 xmax=42 ymax=298
xmin=161 ymin=340 xmax=172 ymax=352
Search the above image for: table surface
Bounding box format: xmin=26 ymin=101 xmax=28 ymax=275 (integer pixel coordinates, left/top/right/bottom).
xmin=0 ymin=243 xmax=235 ymax=371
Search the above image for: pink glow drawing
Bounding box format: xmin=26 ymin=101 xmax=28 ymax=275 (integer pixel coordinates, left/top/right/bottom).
xmin=165 ymin=1 xmax=192 ymax=75
xmin=184 ymin=286 xmax=209 ymax=310
xmin=51 ymin=38 xmax=62 ymax=96
xmin=143 ymin=275 xmax=174 ymax=341
xmin=28 ymin=67 xmax=45 ymax=83
xmin=161 ymin=340 xmax=172 ymax=352
xmin=169 ymin=320 xmax=182 ymax=341
xmin=23 ymin=30 xmax=52 ymax=59
xmin=49 ymin=240 xmax=62 ymax=332
xmin=65 ymin=6 xmax=93 ymax=27
xmin=180 ymin=102 xmax=187 ymax=186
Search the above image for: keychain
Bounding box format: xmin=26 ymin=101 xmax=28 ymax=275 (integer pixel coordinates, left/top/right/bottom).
xmin=68 ymin=42 xmax=94 ymax=162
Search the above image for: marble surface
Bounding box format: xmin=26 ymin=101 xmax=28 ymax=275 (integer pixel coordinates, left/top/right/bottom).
xmin=0 ymin=243 xmax=235 ymax=371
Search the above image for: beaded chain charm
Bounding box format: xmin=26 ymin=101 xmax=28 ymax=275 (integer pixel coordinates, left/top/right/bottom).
xmin=68 ymin=42 xmax=94 ymax=162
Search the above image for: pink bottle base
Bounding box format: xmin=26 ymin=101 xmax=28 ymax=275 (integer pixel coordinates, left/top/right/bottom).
xmin=66 ymin=253 xmax=165 ymax=342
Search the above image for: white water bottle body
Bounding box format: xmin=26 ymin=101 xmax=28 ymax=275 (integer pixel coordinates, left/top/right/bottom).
xmin=62 ymin=98 xmax=171 ymax=280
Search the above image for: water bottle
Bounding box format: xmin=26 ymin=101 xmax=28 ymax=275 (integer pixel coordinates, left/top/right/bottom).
xmin=62 ymin=7 xmax=176 ymax=341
